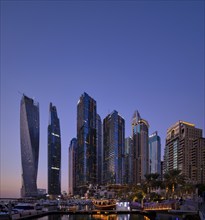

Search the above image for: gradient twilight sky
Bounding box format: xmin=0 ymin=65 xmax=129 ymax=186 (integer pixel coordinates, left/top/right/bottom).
xmin=0 ymin=0 xmax=204 ymax=198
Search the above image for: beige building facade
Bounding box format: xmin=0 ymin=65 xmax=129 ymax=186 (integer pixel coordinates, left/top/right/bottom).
xmin=164 ymin=121 xmax=205 ymax=184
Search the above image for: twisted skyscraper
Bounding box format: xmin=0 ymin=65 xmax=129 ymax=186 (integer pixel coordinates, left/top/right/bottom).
xmin=20 ymin=95 xmax=39 ymax=197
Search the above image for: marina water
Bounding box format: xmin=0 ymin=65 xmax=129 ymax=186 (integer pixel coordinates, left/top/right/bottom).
xmin=34 ymin=214 xmax=183 ymax=220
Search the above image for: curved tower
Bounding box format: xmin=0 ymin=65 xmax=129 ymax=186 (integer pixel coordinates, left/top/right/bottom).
xmin=20 ymin=95 xmax=39 ymax=197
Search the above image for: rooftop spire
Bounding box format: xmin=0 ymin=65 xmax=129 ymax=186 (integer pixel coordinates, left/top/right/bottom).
xmin=132 ymin=110 xmax=141 ymax=124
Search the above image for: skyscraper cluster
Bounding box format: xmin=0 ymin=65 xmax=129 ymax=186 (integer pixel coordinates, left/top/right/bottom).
xmin=20 ymin=93 xmax=205 ymax=198
xmin=69 ymin=92 xmax=162 ymax=196
xmin=69 ymin=92 xmax=205 ymax=196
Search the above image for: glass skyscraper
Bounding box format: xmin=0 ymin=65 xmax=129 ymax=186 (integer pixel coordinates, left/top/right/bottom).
xmin=132 ymin=110 xmax=149 ymax=184
xmin=149 ymin=131 xmax=161 ymax=175
xmin=48 ymin=103 xmax=61 ymax=196
xmin=76 ymin=92 xmax=97 ymax=195
xmin=103 ymin=110 xmax=125 ymax=185
xmin=20 ymin=95 xmax=39 ymax=197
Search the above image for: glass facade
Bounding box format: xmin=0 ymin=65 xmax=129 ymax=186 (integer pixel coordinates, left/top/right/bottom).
xmin=20 ymin=95 xmax=39 ymax=197
xmin=149 ymin=131 xmax=161 ymax=175
xmin=48 ymin=103 xmax=61 ymax=196
xmin=103 ymin=110 xmax=125 ymax=185
xmin=76 ymin=92 xmax=97 ymax=194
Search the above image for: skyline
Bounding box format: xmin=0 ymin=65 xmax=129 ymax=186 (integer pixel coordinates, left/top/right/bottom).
xmin=1 ymin=0 xmax=204 ymax=198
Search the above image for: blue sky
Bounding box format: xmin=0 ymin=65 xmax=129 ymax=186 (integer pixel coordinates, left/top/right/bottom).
xmin=1 ymin=0 xmax=204 ymax=198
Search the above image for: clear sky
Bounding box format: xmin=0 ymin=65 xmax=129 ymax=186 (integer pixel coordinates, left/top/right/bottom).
xmin=0 ymin=0 xmax=204 ymax=198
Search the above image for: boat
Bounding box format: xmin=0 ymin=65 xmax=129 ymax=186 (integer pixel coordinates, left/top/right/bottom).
xmin=92 ymin=199 xmax=116 ymax=210
xmin=12 ymin=203 xmax=39 ymax=214
xmin=129 ymin=201 xmax=143 ymax=210
xmin=67 ymin=205 xmax=78 ymax=211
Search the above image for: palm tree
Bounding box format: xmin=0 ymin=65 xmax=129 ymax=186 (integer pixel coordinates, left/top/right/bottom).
xmin=180 ymin=183 xmax=195 ymax=198
xmin=128 ymin=184 xmax=145 ymax=202
xmin=144 ymin=173 xmax=160 ymax=193
xmin=163 ymin=169 xmax=185 ymax=198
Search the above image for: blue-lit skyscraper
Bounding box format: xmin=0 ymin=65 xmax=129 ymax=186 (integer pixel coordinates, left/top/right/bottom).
xmin=149 ymin=131 xmax=161 ymax=175
xmin=103 ymin=110 xmax=125 ymax=185
xmin=76 ymin=92 xmax=97 ymax=194
xmin=48 ymin=103 xmax=61 ymax=196
xmin=132 ymin=110 xmax=149 ymax=184
xmin=20 ymin=95 xmax=39 ymax=197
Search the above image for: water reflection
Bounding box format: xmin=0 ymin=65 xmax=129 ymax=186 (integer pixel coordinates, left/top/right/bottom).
xmin=37 ymin=214 xmax=147 ymax=220
xmin=36 ymin=214 xmax=182 ymax=220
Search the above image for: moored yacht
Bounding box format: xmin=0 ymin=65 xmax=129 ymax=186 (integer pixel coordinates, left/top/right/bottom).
xmin=92 ymin=199 xmax=116 ymax=210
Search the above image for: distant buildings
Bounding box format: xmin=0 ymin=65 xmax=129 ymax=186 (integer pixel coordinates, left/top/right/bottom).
xmin=149 ymin=131 xmax=161 ymax=175
xmin=48 ymin=103 xmax=61 ymax=197
xmin=75 ymin=92 xmax=97 ymax=195
xmin=102 ymin=110 xmax=125 ymax=185
xmin=96 ymin=114 xmax=103 ymax=185
xmin=68 ymin=138 xmax=77 ymax=196
xmin=20 ymin=95 xmax=39 ymax=197
xmin=37 ymin=188 xmax=46 ymax=196
xmin=164 ymin=120 xmax=205 ymax=184
xmin=132 ymin=111 xmax=149 ymax=184
xmin=124 ymin=137 xmax=133 ymax=184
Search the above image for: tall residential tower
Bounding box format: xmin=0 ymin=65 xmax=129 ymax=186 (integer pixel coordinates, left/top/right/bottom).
xmin=103 ymin=110 xmax=125 ymax=185
xmin=48 ymin=103 xmax=61 ymax=197
xmin=20 ymin=95 xmax=39 ymax=197
xmin=76 ymin=92 xmax=97 ymax=195
xmin=164 ymin=121 xmax=204 ymax=184
xmin=132 ymin=111 xmax=149 ymax=184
